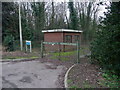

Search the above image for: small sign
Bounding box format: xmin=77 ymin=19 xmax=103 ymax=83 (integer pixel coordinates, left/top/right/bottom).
xmin=26 ymin=41 xmax=31 ymax=45
xmin=26 ymin=40 xmax=32 ymax=52
xmin=26 ymin=42 xmax=30 ymax=45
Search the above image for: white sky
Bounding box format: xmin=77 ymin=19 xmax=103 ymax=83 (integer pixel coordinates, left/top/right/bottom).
xmin=97 ymin=0 xmax=111 ymax=18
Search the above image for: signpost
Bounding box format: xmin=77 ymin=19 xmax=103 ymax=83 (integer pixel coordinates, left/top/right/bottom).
xmin=26 ymin=40 xmax=32 ymax=52
xmin=41 ymin=41 xmax=80 ymax=63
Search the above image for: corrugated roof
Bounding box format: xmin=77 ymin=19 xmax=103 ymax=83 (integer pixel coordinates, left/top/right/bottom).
xmin=42 ymin=29 xmax=83 ymax=33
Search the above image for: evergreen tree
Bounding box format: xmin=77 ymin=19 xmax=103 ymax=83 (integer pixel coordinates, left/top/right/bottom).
xmin=31 ymin=2 xmax=45 ymax=40
xmin=91 ymin=2 xmax=120 ymax=76
xmin=68 ymin=1 xmax=79 ymax=30
xmin=2 ymin=2 xmax=19 ymax=41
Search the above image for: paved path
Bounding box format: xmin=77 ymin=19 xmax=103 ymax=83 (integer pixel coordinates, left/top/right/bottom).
xmin=2 ymin=60 xmax=64 ymax=88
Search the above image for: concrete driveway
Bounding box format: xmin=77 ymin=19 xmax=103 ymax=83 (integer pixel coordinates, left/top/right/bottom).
xmin=2 ymin=60 xmax=64 ymax=88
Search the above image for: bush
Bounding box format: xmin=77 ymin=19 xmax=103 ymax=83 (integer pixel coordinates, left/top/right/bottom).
xmin=3 ymin=34 xmax=15 ymax=51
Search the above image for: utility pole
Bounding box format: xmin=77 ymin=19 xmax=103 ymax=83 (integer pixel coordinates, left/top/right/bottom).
xmin=19 ymin=1 xmax=23 ymax=51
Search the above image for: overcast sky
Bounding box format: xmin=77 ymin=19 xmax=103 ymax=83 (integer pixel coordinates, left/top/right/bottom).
xmin=1 ymin=0 xmax=111 ymax=20
xmin=97 ymin=0 xmax=111 ymax=18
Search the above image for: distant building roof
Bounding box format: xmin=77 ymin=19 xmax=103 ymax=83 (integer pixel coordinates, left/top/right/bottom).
xmin=42 ymin=29 xmax=83 ymax=33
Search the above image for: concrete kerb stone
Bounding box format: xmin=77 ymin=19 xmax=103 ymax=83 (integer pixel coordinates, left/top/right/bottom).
xmin=64 ymin=64 xmax=76 ymax=88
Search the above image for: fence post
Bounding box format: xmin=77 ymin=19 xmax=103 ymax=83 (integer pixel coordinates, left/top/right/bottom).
xmin=41 ymin=40 xmax=43 ymax=58
xmin=26 ymin=40 xmax=27 ymax=52
xmin=58 ymin=42 xmax=61 ymax=60
xmin=77 ymin=41 xmax=80 ymax=63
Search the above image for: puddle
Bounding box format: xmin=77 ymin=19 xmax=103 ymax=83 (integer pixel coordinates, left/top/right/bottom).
xmin=8 ymin=74 xmax=17 ymax=76
xmin=45 ymin=65 xmax=57 ymax=69
xmin=19 ymin=76 xmax=32 ymax=83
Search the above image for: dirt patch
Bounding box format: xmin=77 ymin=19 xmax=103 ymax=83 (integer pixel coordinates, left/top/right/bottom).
xmin=68 ymin=57 xmax=107 ymax=88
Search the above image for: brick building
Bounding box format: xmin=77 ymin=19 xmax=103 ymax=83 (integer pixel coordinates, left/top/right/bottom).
xmin=42 ymin=29 xmax=83 ymax=52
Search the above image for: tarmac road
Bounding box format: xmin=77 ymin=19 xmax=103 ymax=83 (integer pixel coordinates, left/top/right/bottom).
xmin=2 ymin=60 xmax=64 ymax=88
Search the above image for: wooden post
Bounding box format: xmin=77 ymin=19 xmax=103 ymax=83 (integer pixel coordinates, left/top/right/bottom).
xmin=77 ymin=41 xmax=80 ymax=63
xmin=41 ymin=40 xmax=43 ymax=58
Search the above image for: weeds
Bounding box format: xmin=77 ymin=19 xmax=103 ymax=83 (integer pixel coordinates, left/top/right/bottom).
xmin=98 ymin=71 xmax=120 ymax=88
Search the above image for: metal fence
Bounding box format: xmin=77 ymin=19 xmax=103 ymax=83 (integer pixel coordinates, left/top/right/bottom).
xmin=12 ymin=40 xmax=41 ymax=52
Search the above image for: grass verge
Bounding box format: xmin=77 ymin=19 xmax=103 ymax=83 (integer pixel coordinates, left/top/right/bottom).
xmin=2 ymin=56 xmax=39 ymax=60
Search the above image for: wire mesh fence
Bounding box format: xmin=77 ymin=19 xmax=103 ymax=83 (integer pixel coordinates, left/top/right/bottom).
xmin=12 ymin=40 xmax=41 ymax=52
xmin=2 ymin=40 xmax=41 ymax=59
xmin=2 ymin=37 xmax=91 ymax=61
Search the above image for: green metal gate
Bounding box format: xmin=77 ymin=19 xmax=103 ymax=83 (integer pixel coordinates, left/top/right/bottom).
xmin=41 ymin=41 xmax=80 ymax=63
